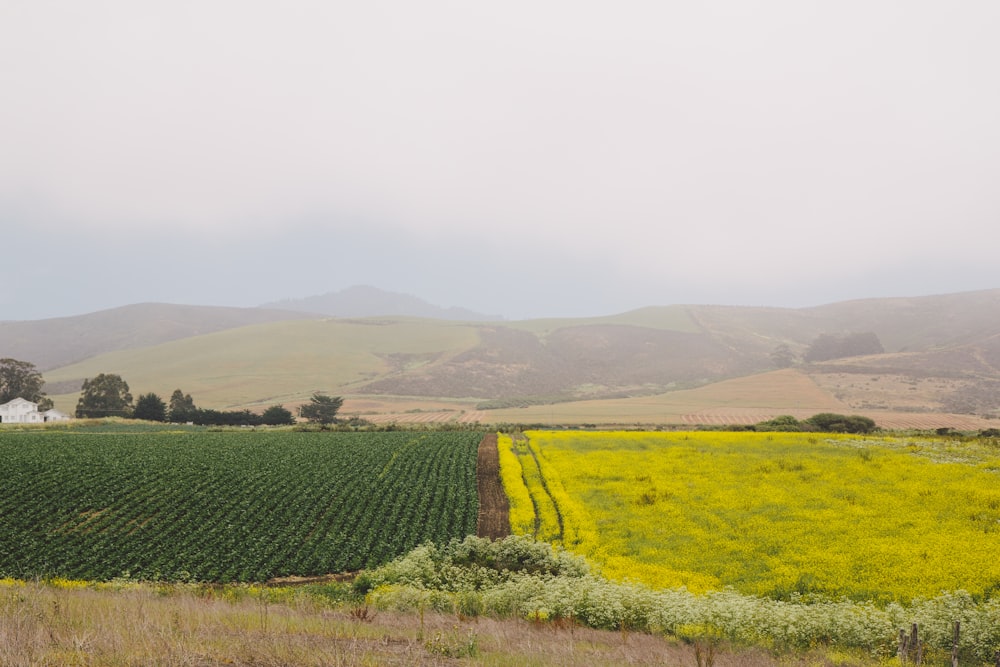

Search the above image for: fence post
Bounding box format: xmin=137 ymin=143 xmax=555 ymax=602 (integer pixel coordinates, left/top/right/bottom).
xmin=951 ymin=621 xmax=960 ymax=667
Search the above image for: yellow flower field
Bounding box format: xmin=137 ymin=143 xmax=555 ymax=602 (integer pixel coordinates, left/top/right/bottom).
xmin=502 ymin=430 xmax=1000 ymax=602
xmin=497 ymin=434 xmax=535 ymax=535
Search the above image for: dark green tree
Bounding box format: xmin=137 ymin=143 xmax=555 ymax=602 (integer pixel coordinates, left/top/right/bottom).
xmin=755 ymin=415 xmax=803 ymax=431
xmin=261 ymin=404 xmax=295 ymax=426
xmin=168 ymin=389 xmax=197 ymax=422
xmin=75 ymin=373 xmax=133 ymax=418
xmin=0 ymin=358 xmax=52 ymax=408
xmin=805 ymin=412 xmax=877 ymax=434
xmin=133 ymin=392 xmax=167 ymax=422
xmin=188 ymin=408 xmax=261 ymax=426
xmin=297 ymin=393 xmax=343 ymax=425
xmin=842 ymin=415 xmax=878 ymax=434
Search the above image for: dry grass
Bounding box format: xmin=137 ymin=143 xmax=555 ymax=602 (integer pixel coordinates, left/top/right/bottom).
xmin=0 ymin=581 xmax=866 ymax=667
xmin=460 ymin=369 xmax=997 ymax=430
xmin=480 ymin=369 xmax=849 ymax=425
xmin=809 ymin=372 xmax=962 ymax=412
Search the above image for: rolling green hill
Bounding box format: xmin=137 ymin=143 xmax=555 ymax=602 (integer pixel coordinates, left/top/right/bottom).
xmin=42 ymin=317 xmax=483 ymax=410
xmin=0 ymin=303 xmax=318 ymax=371
xmin=12 ymin=289 xmax=1000 ymax=424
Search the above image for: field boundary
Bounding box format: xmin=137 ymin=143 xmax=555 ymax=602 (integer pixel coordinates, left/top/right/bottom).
xmin=476 ymin=433 xmax=510 ymax=540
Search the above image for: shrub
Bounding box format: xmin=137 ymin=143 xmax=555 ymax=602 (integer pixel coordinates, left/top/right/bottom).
xmin=754 ymin=415 xmax=805 ymax=432
xmin=260 ymin=405 xmax=294 ymax=426
xmin=805 ymin=413 xmax=877 ymax=434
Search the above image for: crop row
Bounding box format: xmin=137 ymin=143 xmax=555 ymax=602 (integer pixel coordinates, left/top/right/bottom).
xmin=0 ymin=430 xmax=481 ymax=582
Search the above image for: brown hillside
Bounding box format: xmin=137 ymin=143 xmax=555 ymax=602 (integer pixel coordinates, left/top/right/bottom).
xmin=356 ymin=324 xmax=762 ymax=399
xmin=805 ymin=332 xmax=1000 ymax=417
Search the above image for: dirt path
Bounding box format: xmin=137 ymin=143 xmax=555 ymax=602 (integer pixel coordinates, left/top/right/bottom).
xmin=476 ymin=433 xmax=511 ymax=540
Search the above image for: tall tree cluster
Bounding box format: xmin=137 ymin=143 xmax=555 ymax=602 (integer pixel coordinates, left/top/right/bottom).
xmin=75 ymin=373 xmax=133 ymax=418
xmin=168 ymin=389 xmax=197 ymax=422
xmin=297 ymin=393 xmax=343 ymax=425
xmin=0 ymin=358 xmax=53 ymax=409
xmin=133 ymin=393 xmax=167 ymax=422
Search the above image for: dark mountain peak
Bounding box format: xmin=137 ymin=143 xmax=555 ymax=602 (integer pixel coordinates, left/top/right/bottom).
xmin=261 ymin=285 xmax=503 ymax=321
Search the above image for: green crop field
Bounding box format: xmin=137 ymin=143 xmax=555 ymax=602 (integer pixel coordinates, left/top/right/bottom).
xmin=500 ymin=430 xmax=1000 ymax=603
xmin=0 ymin=430 xmax=481 ymax=582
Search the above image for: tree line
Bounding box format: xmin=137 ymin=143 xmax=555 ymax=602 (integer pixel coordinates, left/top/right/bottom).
xmin=0 ymin=359 xmax=342 ymax=426
xmin=76 ymin=374 xmax=344 ymax=425
xmin=752 ymin=412 xmax=878 ymax=434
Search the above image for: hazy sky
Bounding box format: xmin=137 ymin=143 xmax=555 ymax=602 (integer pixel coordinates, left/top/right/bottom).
xmin=2 ymin=1 xmax=999 ymax=321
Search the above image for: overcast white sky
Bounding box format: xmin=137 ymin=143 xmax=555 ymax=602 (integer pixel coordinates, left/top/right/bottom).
xmin=2 ymin=1 xmax=999 ymax=321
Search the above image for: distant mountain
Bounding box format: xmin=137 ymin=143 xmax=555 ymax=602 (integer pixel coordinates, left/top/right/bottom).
xmin=261 ymin=285 xmax=502 ymax=321
xmin=9 ymin=288 xmax=1000 ymax=423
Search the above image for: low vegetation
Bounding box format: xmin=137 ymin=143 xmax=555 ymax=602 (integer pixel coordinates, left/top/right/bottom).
xmin=804 ymin=332 xmax=884 ymax=362
xmin=0 ymin=573 xmax=809 ymax=667
xmin=363 ymin=535 xmax=1000 ymax=663
xmin=752 ymin=412 xmax=877 ymax=433
xmin=5 ymin=536 xmax=1000 ymax=664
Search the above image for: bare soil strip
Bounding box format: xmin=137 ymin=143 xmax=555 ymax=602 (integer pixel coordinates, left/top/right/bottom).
xmin=476 ymin=433 xmax=511 ymax=540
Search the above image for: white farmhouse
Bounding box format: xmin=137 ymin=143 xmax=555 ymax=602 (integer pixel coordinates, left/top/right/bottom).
xmin=43 ymin=408 xmax=71 ymax=421
xmin=0 ymin=398 xmax=70 ymax=423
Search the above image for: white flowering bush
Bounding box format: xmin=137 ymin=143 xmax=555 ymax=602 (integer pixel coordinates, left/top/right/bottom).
xmin=365 ymin=535 xmax=591 ymax=592
xmin=361 ymin=536 xmax=1000 ymax=661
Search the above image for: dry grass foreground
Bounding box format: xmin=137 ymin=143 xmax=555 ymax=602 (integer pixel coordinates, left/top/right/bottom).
xmin=0 ymin=580 xmax=843 ymax=667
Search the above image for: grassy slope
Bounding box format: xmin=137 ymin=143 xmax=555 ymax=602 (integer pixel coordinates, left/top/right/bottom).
xmin=44 ymin=318 xmax=482 ymax=411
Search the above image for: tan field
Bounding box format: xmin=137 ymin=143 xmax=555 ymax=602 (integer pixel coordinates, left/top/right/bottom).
xmin=359 ymin=369 xmax=997 ymax=430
